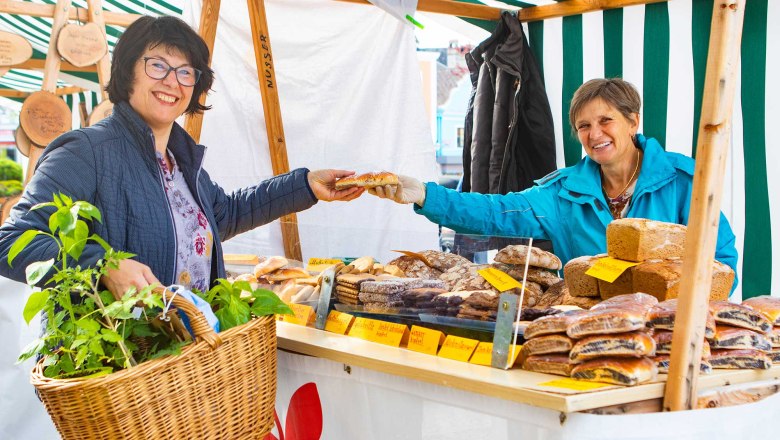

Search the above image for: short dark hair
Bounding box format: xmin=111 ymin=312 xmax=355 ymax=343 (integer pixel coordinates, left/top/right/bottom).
xmin=106 ymin=15 xmax=214 ymax=115
xmin=569 ymin=78 xmax=641 ymax=134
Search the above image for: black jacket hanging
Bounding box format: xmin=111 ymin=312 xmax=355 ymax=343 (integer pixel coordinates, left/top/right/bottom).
xmin=462 ymin=11 xmax=557 ymax=195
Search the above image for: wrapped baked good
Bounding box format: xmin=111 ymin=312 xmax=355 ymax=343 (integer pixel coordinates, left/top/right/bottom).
xmin=606 ymin=218 xmax=686 ymax=262
xmin=522 ymin=334 xmax=574 ymax=356
xmin=741 ymin=296 xmax=780 ymax=325
xmin=569 ymin=331 xmax=655 ymax=363
xmin=566 ymin=308 xmax=647 ymax=339
xmin=646 ymin=299 xmax=716 ymax=339
xmin=709 ymin=325 xmax=772 ymax=352
xmin=769 ymin=327 xmax=780 ymax=348
xmin=524 ymin=310 xmax=588 ymax=339
xmin=522 ymin=354 xmax=575 ymax=376
xmin=651 ymin=330 xmax=711 ymax=357
xmin=571 ymin=357 xmax=658 ymax=386
xmin=770 ymin=350 xmax=780 ymax=364
xmin=653 ymin=354 xmax=712 ymax=374
xmin=334 ymin=171 xmax=399 ymax=190
xmin=708 ymin=349 xmax=772 ymax=369
xmin=709 ymin=301 xmax=772 ymax=333
xmin=254 ymin=256 xmax=289 ymax=277
xmin=563 ymin=255 xmax=601 ymax=297
xmin=592 ymin=292 xmax=659 ymax=310
xmin=494 ymin=245 xmax=562 ymax=270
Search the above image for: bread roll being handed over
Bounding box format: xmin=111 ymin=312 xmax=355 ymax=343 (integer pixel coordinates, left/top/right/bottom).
xmin=335 ymin=172 xmax=399 ymax=190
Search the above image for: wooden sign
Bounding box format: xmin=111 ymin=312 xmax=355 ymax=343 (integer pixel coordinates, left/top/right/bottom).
xmin=56 ymin=22 xmax=108 ymax=68
xmin=0 ymin=30 xmax=33 ymax=66
xmin=14 ymin=126 xmax=33 ymax=158
xmin=20 ymin=91 xmax=72 ymax=146
xmin=87 ymin=100 xmax=113 ymax=126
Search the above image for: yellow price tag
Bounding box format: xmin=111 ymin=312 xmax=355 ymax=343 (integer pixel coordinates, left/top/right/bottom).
xmin=348 ymin=317 xmax=379 ymax=340
xmin=284 ymin=303 xmax=315 ymax=326
xmin=306 ymin=257 xmax=343 ymax=272
xmin=539 ymin=378 xmax=611 ymax=391
xmin=324 ymin=310 xmax=354 ymax=335
xmin=478 ymin=267 xmax=522 ymax=292
xmin=585 ymin=256 xmax=640 ymax=283
xmin=437 ymin=335 xmax=479 ymax=362
xmin=367 ymin=321 xmax=409 ymax=347
xmin=407 ymin=326 xmax=444 ymax=355
xmin=468 ymin=342 xmax=523 ymax=366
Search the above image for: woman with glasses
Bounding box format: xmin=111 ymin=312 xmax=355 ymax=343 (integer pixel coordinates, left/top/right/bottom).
xmin=0 ymin=16 xmax=362 ymax=298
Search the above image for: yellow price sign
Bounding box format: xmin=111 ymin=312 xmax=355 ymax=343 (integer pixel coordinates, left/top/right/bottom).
xmin=367 ymin=321 xmax=409 ymax=347
xmin=283 ymin=303 xmax=315 ymax=326
xmin=478 ymin=267 xmax=522 ymax=292
xmin=585 ymin=256 xmax=640 ymax=283
xmin=538 ymin=377 xmax=611 ymax=391
xmin=348 ymin=317 xmax=379 ymax=340
xmin=324 ymin=310 xmax=354 ymax=334
xmin=469 ymin=342 xmax=523 ymax=366
xmin=437 ymin=335 xmax=479 ymax=362
xmin=306 ymin=257 xmax=343 ymax=272
xmin=407 ymin=326 xmax=444 ymax=355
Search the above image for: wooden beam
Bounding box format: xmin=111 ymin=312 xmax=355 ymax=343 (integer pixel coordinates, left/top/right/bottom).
xmin=663 ymin=0 xmax=746 ymax=412
xmin=517 ymin=0 xmax=666 ymax=22
xmin=55 ymin=85 xmax=86 ymax=96
xmin=184 ymin=0 xmax=221 ymax=144
xmin=40 ymin=0 xmax=69 ymax=93
xmin=87 ymin=0 xmax=111 ymax=100
xmin=12 ymin=58 xmax=97 ymax=73
xmin=336 ymin=0 xmax=503 ymax=21
xmin=247 ymin=0 xmax=303 ymax=262
xmin=0 ymin=0 xmax=141 ymax=27
xmin=0 ymin=86 xmax=84 ymax=98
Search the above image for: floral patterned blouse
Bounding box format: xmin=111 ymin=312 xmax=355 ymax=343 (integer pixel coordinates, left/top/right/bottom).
xmin=156 ymin=150 xmax=213 ymax=292
xmin=604 ymin=180 xmax=637 ymax=219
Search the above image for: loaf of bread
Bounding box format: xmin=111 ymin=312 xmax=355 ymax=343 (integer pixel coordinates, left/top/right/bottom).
xmin=741 ymin=296 xmax=780 ymax=325
xmin=606 ymin=218 xmax=686 ymax=262
xmin=560 ymin=285 xmax=602 ymax=309
xmin=522 ymin=334 xmax=574 ymax=356
xmin=386 ymin=255 xmax=442 ymax=280
xmin=597 ymin=268 xmax=634 ymax=300
xmin=522 ymin=354 xmax=575 ymax=376
xmin=254 ymin=256 xmax=289 ymax=277
xmin=536 ymin=280 xmax=567 ymax=308
xmin=418 ymin=250 xmax=471 ymax=272
xmin=708 ymin=349 xmax=772 ymax=369
xmin=646 ymin=299 xmax=716 ymax=339
xmin=632 ymin=258 xmax=734 ymax=301
xmin=494 ymin=245 xmax=562 ymax=270
xmin=709 ymin=325 xmax=772 ymax=352
xmin=334 ymin=171 xmax=399 ymax=190
xmin=571 ymin=357 xmax=658 ymax=386
xmin=563 ymin=255 xmax=601 ymax=297
xmin=709 ymin=301 xmax=772 ymax=333
xmin=569 ymin=331 xmax=656 ymax=363
xmin=266 ymin=267 xmax=311 ymax=282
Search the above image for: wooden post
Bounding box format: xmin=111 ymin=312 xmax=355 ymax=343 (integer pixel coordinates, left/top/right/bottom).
xmin=247 ymin=0 xmax=303 ymax=262
xmin=183 ymin=0 xmax=221 ymax=143
xmin=86 ymin=0 xmax=110 ymax=100
xmin=663 ymin=0 xmax=746 ymax=412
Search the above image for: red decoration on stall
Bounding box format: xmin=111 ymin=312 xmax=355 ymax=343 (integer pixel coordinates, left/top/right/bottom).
xmin=264 ymin=382 xmax=323 ymax=440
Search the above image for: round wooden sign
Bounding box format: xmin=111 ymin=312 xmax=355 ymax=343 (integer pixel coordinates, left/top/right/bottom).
xmin=87 ymin=100 xmax=114 ymax=126
xmin=56 ymin=22 xmax=107 ymax=68
xmin=20 ymin=91 xmax=72 ymax=146
xmin=0 ymin=30 xmax=33 ymax=66
xmin=14 ymin=126 xmax=33 ymax=158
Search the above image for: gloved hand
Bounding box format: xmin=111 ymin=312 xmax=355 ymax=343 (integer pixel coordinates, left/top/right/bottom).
xmin=368 ymin=174 xmax=426 ymax=206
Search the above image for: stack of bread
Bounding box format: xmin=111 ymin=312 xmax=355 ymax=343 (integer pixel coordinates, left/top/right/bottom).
xmin=707 ymin=301 xmax=773 ymax=369
xmin=742 ymin=296 xmax=780 ymax=364
xmin=522 ymin=293 xmax=659 ymax=386
xmin=564 ymin=218 xmax=735 ymax=302
xmin=645 ymin=299 xmax=714 ymax=373
xmin=232 ymin=256 xmax=321 ymax=304
xmin=357 ymin=278 xmax=447 ymax=312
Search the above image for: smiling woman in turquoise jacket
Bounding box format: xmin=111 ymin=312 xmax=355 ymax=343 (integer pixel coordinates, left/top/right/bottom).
xmin=370 ymin=78 xmax=738 ymax=287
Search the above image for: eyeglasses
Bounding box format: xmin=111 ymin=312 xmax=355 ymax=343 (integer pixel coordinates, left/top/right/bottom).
xmin=143 ymin=57 xmax=202 ymax=87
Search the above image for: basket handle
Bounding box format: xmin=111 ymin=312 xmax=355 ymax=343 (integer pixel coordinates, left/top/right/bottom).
xmin=153 ymin=286 xmax=222 ymax=349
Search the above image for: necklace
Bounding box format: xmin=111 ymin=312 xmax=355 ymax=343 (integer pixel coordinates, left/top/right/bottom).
xmin=602 ymin=148 xmax=641 ymax=199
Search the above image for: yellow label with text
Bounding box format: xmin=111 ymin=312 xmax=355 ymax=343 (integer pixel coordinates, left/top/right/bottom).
xmin=437 ymin=335 xmax=479 ymax=362
xmin=284 ymin=303 xmax=315 ymax=326
xmin=469 ymin=343 xmax=523 ymax=366
xmin=478 ymin=267 xmax=522 ymax=292
xmin=347 ymin=317 xmax=379 ymax=340
xmin=324 ymin=310 xmax=354 ymax=335
xmin=306 ymin=257 xmax=343 ymax=272
xmin=407 ymin=326 xmax=444 ymax=355
xmin=539 ymin=378 xmax=611 ymax=391
xmin=367 ymin=321 xmax=409 ymax=347
xmin=585 ymin=257 xmax=640 ymax=283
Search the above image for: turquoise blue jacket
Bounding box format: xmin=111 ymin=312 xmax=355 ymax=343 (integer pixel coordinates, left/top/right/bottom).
xmin=417 ymin=134 xmax=739 ymax=287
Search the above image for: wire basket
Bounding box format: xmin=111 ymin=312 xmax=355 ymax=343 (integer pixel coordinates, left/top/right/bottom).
xmin=31 ymin=290 xmax=277 ymax=439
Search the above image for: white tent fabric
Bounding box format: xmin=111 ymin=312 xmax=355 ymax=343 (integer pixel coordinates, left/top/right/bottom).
xmin=183 ymin=0 xmax=440 ymax=263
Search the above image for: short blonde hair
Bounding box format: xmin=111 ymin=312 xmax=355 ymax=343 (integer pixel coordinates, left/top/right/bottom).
xmin=569 ymin=78 xmax=641 ymax=133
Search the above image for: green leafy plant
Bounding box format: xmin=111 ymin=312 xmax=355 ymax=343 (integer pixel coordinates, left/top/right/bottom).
xmin=0 ymin=157 xmax=22 ymax=181
xmin=198 ymin=279 xmax=293 ymax=331
xmin=0 ymin=179 xmax=23 ymax=197
xmin=9 ymin=193 xmax=188 ymax=378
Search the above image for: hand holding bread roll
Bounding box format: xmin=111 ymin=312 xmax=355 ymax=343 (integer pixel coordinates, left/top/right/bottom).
xmin=367 ymin=174 xmax=427 ymax=206
xmin=307 ymin=169 xmax=364 ymax=202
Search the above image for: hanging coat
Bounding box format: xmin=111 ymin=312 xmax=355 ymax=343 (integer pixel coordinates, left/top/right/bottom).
xmin=462 ymin=11 xmax=557 ymax=195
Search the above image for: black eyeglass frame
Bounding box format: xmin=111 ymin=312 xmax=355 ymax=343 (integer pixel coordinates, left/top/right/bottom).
xmin=142 ymin=56 xmax=202 ymax=87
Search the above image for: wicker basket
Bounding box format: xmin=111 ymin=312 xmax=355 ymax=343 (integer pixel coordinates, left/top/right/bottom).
xmin=31 ymin=291 xmax=277 ymax=440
